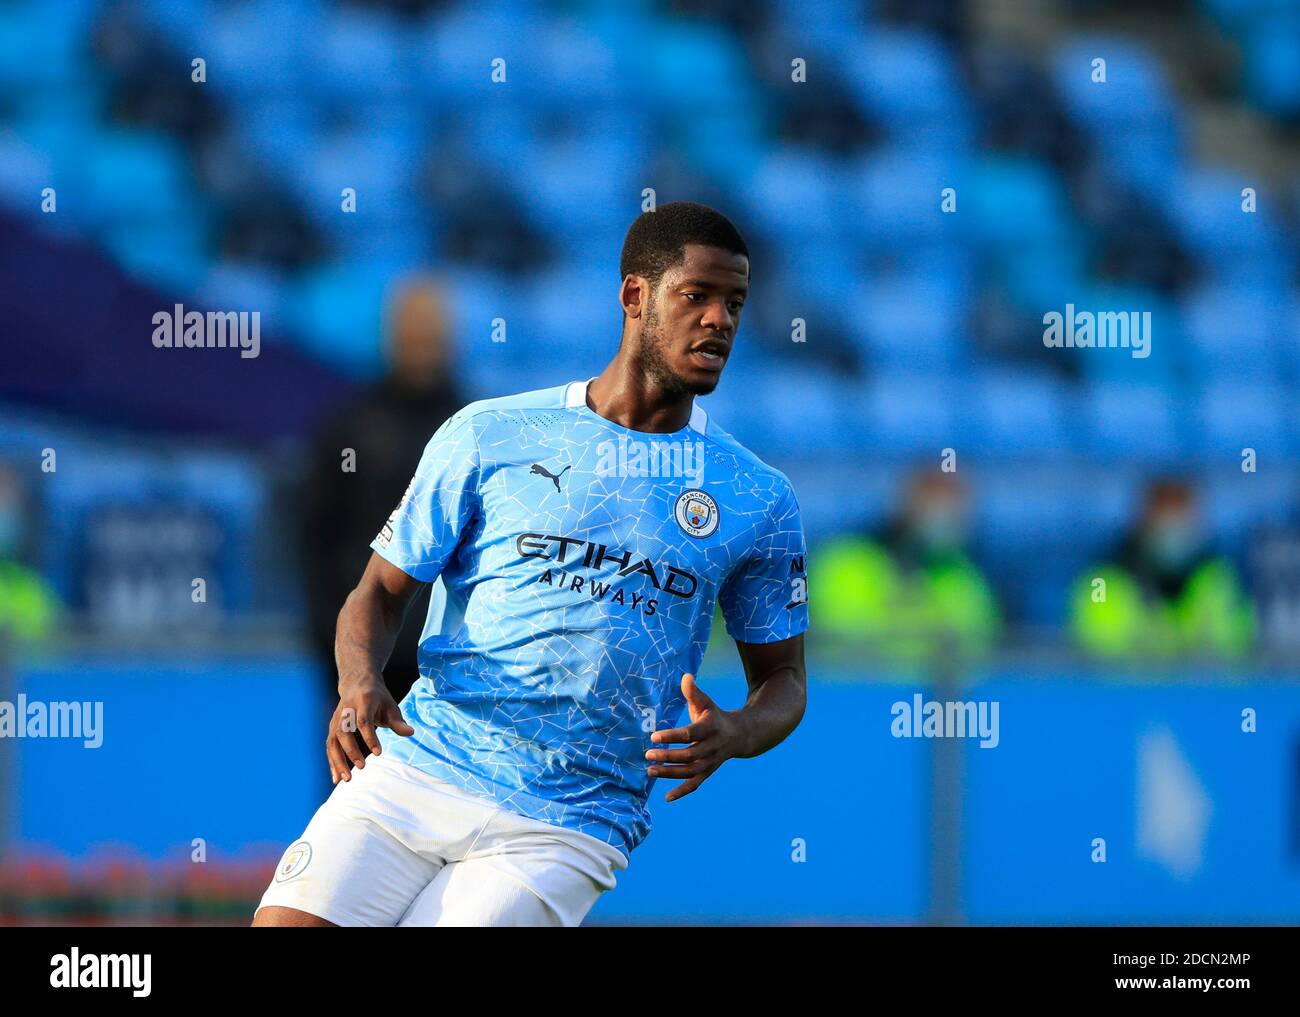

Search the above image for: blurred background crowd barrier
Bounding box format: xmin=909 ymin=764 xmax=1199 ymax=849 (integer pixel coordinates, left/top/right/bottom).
xmin=0 ymin=0 xmax=1298 ymax=923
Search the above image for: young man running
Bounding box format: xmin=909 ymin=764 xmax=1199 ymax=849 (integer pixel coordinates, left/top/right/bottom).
xmin=254 ymin=202 xmax=809 ymax=926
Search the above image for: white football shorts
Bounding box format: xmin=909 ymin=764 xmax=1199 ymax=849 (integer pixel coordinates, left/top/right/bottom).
xmin=256 ymin=751 xmax=628 ymax=927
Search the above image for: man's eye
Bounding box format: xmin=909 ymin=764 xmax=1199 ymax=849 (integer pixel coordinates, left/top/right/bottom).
xmin=685 ymin=292 xmax=703 ymax=301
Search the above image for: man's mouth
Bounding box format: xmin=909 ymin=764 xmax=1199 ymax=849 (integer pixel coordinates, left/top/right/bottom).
xmin=689 ymin=342 xmax=729 ymax=370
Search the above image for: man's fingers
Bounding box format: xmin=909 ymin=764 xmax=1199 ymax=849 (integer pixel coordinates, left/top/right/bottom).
xmin=650 ymin=721 xmax=709 ymax=745
xmin=382 ymin=702 xmax=414 ymax=737
xmin=648 ymin=761 xmax=710 ymax=779
xmin=645 ymin=745 xmax=709 ymax=764
xmin=326 ymin=690 xmax=405 ymax=783
xmin=325 ymin=733 xmax=352 ymax=784
xmin=360 ymin=698 xmax=416 ymax=756
xmin=338 ymin=726 xmax=366 ymax=772
xmin=357 ymin=718 xmax=383 ymax=757
xmin=681 ymin=672 xmax=716 ymax=711
xmin=665 ymin=775 xmax=706 ymax=802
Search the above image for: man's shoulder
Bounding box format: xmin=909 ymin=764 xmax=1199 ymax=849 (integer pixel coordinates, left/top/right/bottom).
xmin=698 ymin=412 xmax=799 ymax=506
xmin=438 ymin=381 xmax=572 ymax=435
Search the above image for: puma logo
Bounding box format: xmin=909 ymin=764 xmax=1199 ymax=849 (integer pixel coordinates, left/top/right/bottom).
xmin=530 ymin=462 xmax=572 ymax=492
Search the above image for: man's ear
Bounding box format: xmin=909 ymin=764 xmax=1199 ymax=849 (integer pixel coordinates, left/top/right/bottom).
xmin=620 ymin=274 xmax=647 ymax=320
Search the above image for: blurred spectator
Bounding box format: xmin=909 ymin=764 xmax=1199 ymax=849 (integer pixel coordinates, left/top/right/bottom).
xmin=810 ymin=470 xmax=1001 ymax=660
xmin=1250 ymin=520 xmax=1300 ymax=656
xmin=299 ymin=276 xmax=465 ymax=705
xmin=1071 ymin=479 xmax=1254 ymax=659
xmin=0 ymin=463 xmax=57 ymax=646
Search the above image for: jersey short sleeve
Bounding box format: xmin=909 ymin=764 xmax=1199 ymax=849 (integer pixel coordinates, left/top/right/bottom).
xmin=718 ymin=481 xmax=810 ymax=644
xmin=371 ymin=409 xmax=480 ymax=583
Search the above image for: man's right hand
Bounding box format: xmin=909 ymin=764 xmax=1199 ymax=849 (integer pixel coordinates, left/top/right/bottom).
xmin=326 ymin=676 xmax=415 ymax=784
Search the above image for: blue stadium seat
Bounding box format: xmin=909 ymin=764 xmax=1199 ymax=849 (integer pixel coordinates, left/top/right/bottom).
xmin=525 ymin=264 xmax=624 ymax=366
xmin=769 ymin=0 xmax=869 ymax=62
xmin=841 ymin=29 xmax=972 ymax=149
xmin=1197 ymin=380 xmax=1290 ymax=460
xmin=418 ymin=7 xmax=595 ymax=109
xmin=743 ymin=149 xmax=851 ymax=247
xmin=1160 ymin=169 xmax=1292 ymax=285
xmin=1282 ymin=293 xmax=1300 ymax=381
xmin=972 ymin=155 xmax=1092 ymax=314
xmin=202 ymin=0 xmax=321 ymax=99
xmin=1083 ymin=381 xmax=1185 ymax=462
xmin=855 ymin=373 xmax=960 ymax=458
xmin=81 ymin=129 xmax=196 ymax=228
xmin=456 ymin=105 xmax=544 ymax=178
xmin=709 ymin=360 xmax=860 ymax=458
xmin=0 ymin=129 xmax=55 ymax=218
xmin=961 ymin=155 xmax=1074 ymax=251
xmin=440 ymin=267 xmax=562 ymax=395
xmin=139 ymin=0 xmax=217 ymax=49
xmin=775 ymin=245 xmax=865 ymax=342
xmin=520 ymin=17 xmax=628 ymax=113
xmin=0 ymin=0 xmax=90 ymax=93
xmin=1069 ymin=284 xmax=1180 ymax=385
xmin=1201 ymin=0 xmax=1288 ymax=21
xmin=966 ymin=370 xmax=1075 ymax=457
xmin=1243 ymin=21 xmax=1300 ymax=116
xmin=523 ymin=119 xmax=646 ymax=253
xmin=1001 ymin=244 xmax=1089 ymax=316
xmin=240 ymin=100 xmax=322 ymax=184
xmin=297 ymin=125 xmax=413 ymax=234
xmin=310 ymin=6 xmax=411 ymax=104
xmin=1202 ymin=470 xmax=1296 ymax=546
xmin=197 ymin=261 xmax=289 ymax=342
xmin=959 ymin=157 xmax=1088 ymax=313
xmin=103 ymin=218 xmax=211 ymax=295
xmin=634 ymin=20 xmax=755 ymax=115
xmin=289 ymin=261 xmax=396 ymax=378
xmin=846 ymin=274 xmax=968 ymax=371
xmin=8 ymin=116 xmax=100 ymax=231
xmin=1051 ymin=36 xmax=1183 ymax=194
xmin=848 ymin=147 xmax=956 ymax=252
xmin=1181 ymin=284 xmax=1287 ymax=381
xmin=1052 ymin=36 xmax=1178 ymax=128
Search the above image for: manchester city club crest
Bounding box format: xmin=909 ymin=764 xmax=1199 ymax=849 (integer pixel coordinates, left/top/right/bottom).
xmin=274 ymin=840 xmax=313 ymax=883
xmin=674 ymin=489 xmax=720 ymax=538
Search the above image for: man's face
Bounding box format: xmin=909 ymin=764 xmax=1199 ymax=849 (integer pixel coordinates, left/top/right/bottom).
xmin=1142 ymin=494 xmax=1201 ymax=573
xmin=632 ymin=243 xmax=749 ymax=397
xmin=388 ymin=287 xmax=449 ymax=388
xmin=906 ymin=477 xmax=967 ymax=553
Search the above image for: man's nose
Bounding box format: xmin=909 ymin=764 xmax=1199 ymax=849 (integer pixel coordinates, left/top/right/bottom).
xmin=700 ymin=300 xmax=734 ymax=332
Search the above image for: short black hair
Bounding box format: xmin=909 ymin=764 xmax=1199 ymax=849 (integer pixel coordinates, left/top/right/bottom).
xmin=619 ymin=201 xmax=749 ymax=287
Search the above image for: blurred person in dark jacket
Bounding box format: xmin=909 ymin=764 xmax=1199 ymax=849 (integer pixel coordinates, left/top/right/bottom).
xmin=300 ymin=276 xmax=466 ymax=705
xmin=1071 ymin=478 xmax=1253 ymax=659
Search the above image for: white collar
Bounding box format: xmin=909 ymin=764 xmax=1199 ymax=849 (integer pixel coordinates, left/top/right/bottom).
xmin=565 ymin=377 xmax=708 ymax=435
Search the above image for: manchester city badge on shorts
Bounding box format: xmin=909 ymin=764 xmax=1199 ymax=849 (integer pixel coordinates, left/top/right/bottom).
xmin=275 ymin=840 xmax=313 ymax=883
xmin=674 ymin=489 xmax=720 ymax=538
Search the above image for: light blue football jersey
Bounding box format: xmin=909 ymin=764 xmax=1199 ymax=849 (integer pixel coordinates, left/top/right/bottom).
xmin=371 ymin=377 xmax=809 ymax=857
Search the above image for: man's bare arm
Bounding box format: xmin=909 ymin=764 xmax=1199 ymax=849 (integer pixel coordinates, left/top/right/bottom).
xmin=335 ymin=552 xmax=425 ymax=690
xmin=325 ymin=553 xmax=425 ymax=783
xmin=645 ymin=633 xmax=807 ymax=802
xmin=731 ymin=632 xmax=807 ymax=758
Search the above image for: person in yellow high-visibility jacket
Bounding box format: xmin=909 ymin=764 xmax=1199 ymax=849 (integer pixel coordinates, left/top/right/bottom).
xmin=808 ymin=471 xmax=1001 ymax=662
xmin=1071 ymin=478 xmax=1253 ymax=660
xmin=0 ymin=463 xmax=58 ymax=647
xmin=0 ymin=559 xmax=56 ymax=644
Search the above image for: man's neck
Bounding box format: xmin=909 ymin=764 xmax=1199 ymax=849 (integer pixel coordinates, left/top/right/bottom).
xmin=586 ymin=360 xmax=693 ymax=434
